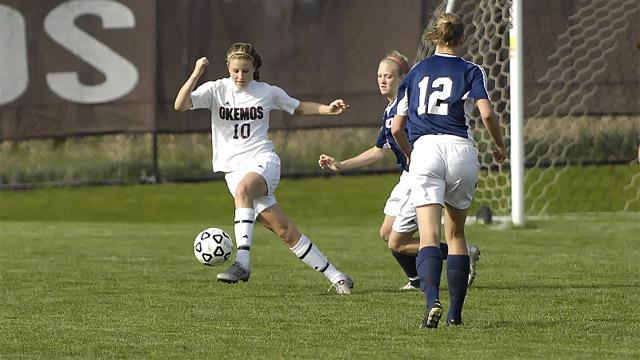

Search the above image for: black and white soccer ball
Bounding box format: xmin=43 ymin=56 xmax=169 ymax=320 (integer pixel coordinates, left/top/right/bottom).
xmin=193 ymin=228 xmax=233 ymax=267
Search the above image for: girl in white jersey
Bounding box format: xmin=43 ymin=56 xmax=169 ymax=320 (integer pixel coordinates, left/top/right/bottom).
xmin=392 ymin=15 xmax=505 ymax=327
xmin=174 ymin=43 xmax=353 ymax=294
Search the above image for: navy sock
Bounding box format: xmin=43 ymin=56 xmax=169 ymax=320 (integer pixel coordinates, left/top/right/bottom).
xmin=416 ymin=246 xmax=443 ymax=309
xmin=439 ymin=242 xmax=449 ymax=260
xmin=446 ymin=255 xmax=470 ymax=323
xmin=391 ymin=250 xmax=418 ymax=279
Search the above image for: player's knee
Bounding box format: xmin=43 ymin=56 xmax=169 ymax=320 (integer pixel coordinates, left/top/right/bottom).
xmin=387 ymin=238 xmax=401 ymax=252
xmin=379 ymin=227 xmax=391 ymax=242
xmin=387 ymin=234 xmax=409 ymax=253
xmin=235 ymin=183 xmax=259 ymax=204
xmin=234 ymin=184 xmax=251 ymax=201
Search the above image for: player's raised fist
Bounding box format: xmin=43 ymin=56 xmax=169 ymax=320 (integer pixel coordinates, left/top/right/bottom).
xmin=194 ymin=57 xmax=210 ymax=76
xmin=328 ymin=99 xmax=349 ymax=115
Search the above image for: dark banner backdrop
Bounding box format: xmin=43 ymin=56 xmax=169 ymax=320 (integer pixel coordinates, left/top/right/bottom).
xmin=0 ymin=0 xmax=637 ymax=140
xmin=0 ymin=0 xmax=156 ymax=140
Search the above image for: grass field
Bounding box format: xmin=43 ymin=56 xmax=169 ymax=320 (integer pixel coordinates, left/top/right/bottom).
xmin=1 ymin=175 xmax=639 ymax=359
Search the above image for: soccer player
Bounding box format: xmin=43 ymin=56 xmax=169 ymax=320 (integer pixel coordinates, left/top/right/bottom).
xmin=392 ymin=14 xmax=506 ymax=327
xmin=318 ymin=51 xmax=480 ymax=290
xmin=174 ymin=42 xmax=354 ymax=294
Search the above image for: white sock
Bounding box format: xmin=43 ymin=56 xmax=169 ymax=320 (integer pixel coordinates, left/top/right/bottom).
xmin=234 ymin=208 xmax=255 ymax=269
xmin=290 ymin=235 xmax=342 ymax=283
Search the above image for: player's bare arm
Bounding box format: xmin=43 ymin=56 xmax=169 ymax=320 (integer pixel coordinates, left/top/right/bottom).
xmin=391 ymin=114 xmax=412 ymax=162
xmin=295 ymin=99 xmax=349 ymax=115
xmin=318 ymin=147 xmax=385 ymax=172
xmin=477 ymin=99 xmax=506 ymax=163
xmin=174 ymin=57 xmax=209 ymax=111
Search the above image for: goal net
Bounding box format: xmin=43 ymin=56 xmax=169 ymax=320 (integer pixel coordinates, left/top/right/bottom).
xmin=421 ymin=0 xmax=640 ymax=216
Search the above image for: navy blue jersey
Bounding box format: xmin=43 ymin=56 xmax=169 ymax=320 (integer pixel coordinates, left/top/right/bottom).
xmin=396 ymin=54 xmax=489 ymax=143
xmin=375 ymin=98 xmax=409 ymax=172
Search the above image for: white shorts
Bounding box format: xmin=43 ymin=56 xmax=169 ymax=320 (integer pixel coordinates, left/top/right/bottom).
xmin=409 ymin=135 xmax=479 ymax=210
xmin=224 ymin=152 xmax=281 ymax=215
xmin=383 ymin=171 xmax=418 ymax=233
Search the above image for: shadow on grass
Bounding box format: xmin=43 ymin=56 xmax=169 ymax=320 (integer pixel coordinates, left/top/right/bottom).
xmin=473 ymin=283 xmax=640 ymax=290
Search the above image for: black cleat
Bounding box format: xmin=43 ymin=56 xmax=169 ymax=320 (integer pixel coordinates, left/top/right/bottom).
xmin=419 ymin=301 xmax=443 ymax=329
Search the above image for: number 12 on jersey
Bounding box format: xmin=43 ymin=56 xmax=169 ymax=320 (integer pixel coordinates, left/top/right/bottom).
xmin=233 ymin=123 xmax=250 ymax=139
xmin=417 ymin=76 xmax=452 ymax=116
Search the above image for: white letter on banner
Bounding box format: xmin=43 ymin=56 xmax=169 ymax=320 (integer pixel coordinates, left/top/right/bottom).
xmin=0 ymin=5 xmax=29 ymax=105
xmin=44 ymin=0 xmax=138 ymax=104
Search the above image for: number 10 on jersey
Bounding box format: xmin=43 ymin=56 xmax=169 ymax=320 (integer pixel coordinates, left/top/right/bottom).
xmin=417 ymin=76 xmax=452 ymax=116
xmin=233 ymin=123 xmax=250 ymax=139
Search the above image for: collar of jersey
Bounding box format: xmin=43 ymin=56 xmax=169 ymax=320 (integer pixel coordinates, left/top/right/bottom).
xmin=228 ymin=78 xmax=255 ymax=92
xmin=434 ymin=52 xmax=458 ymax=58
xmin=385 ymin=97 xmax=398 ymax=112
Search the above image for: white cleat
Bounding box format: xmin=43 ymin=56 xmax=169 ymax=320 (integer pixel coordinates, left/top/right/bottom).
xmin=328 ymin=274 xmax=354 ymax=295
xmin=400 ymin=280 xmax=420 ymax=291
xmin=216 ymin=261 xmax=250 ymax=284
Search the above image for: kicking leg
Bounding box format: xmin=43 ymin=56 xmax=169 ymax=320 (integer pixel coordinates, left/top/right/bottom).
xmin=258 ymin=204 xmax=353 ymax=294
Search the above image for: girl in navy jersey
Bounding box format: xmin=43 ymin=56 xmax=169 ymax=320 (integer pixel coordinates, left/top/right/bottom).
xmin=392 ymin=14 xmax=506 ymax=327
xmin=174 ymin=43 xmax=354 ymax=294
xmin=318 ymin=51 xmax=481 ymax=290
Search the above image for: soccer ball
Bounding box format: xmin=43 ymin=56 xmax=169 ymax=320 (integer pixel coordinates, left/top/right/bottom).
xmin=193 ymin=228 xmax=233 ymax=267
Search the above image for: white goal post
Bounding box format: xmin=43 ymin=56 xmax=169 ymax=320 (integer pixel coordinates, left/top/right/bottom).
xmin=508 ymin=0 xmax=525 ymax=226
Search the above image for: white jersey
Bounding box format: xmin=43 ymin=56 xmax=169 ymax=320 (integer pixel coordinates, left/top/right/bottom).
xmin=190 ymin=78 xmax=300 ymax=172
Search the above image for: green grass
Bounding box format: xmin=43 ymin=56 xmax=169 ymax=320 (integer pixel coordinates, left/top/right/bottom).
xmin=1 ymin=175 xmax=640 ymax=358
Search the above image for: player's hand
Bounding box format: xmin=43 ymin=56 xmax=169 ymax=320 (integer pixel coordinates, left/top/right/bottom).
xmin=318 ymin=154 xmax=341 ymax=172
xmin=492 ymin=146 xmax=506 ymax=163
xmin=327 ymin=99 xmax=349 ymax=115
xmin=194 ymin=57 xmax=209 ymax=76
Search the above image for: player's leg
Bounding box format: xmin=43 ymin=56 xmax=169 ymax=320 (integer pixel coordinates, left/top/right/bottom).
xmin=381 ymin=174 xmax=421 ymax=289
xmin=383 ymin=173 xmax=422 ymax=289
xmin=441 ymin=141 xmax=479 ymax=325
xmin=410 ymin=136 xmax=446 ymax=328
xmin=380 ymin=214 xmax=418 ymax=290
xmin=443 ymin=204 xmax=470 ymax=326
xmin=232 ymin=172 xmax=267 ymax=267
xmin=217 ymin=153 xmax=280 ymax=284
xmin=387 ymin=230 xmax=419 ymax=290
xmin=216 ymin=171 xmax=266 ymax=283
xmin=257 ymin=204 xmax=353 ymax=294
xmin=415 ymin=204 xmax=444 ymax=328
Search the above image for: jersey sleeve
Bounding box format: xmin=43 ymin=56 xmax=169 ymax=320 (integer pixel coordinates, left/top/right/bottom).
xmin=374 ymin=126 xmax=387 ymax=148
xmin=468 ymin=65 xmax=490 ymax=100
xmin=396 ymin=82 xmax=409 ymax=117
xmin=190 ymin=81 xmax=217 ymax=110
xmin=270 ymin=85 xmax=301 ymax=115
